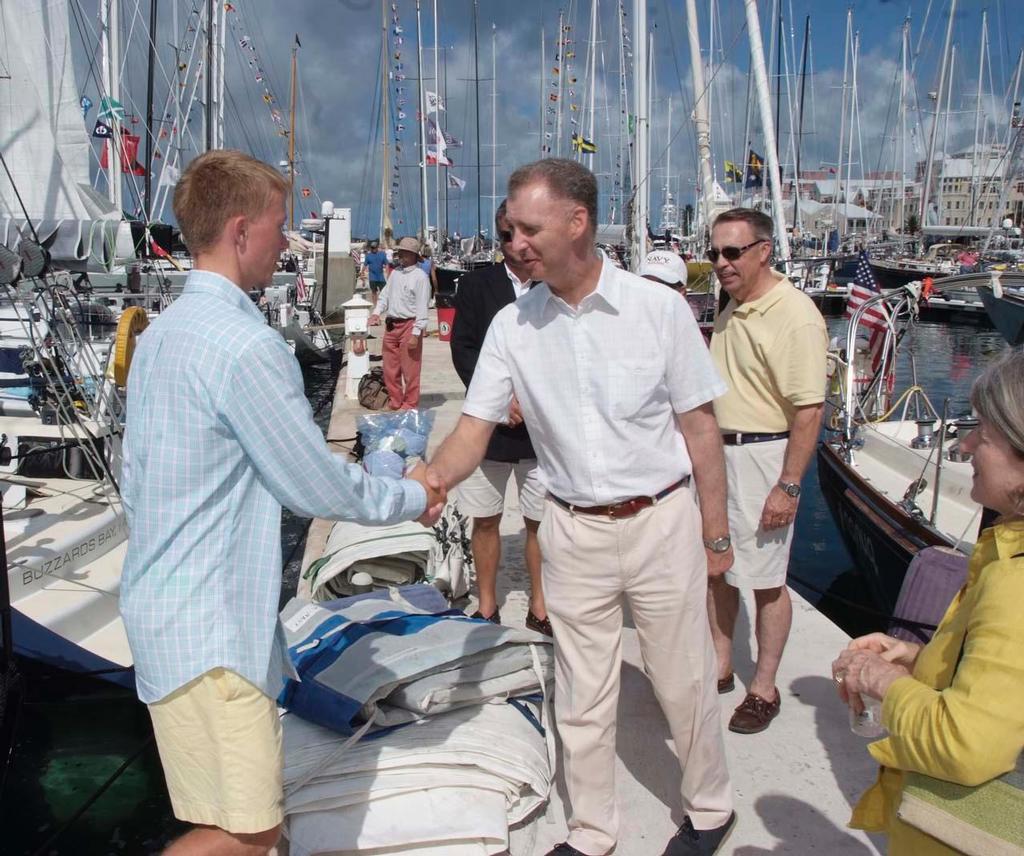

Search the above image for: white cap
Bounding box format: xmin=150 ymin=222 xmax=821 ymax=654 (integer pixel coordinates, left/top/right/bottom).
xmin=640 ymin=250 xmax=688 ymax=286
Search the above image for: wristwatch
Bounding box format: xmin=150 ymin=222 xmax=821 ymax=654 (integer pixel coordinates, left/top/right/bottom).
xmin=703 ymin=535 xmax=732 ymax=553
xmin=777 ymin=479 xmax=802 ymax=498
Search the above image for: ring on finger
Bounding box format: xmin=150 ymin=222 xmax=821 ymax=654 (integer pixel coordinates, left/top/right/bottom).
xmin=834 ymin=671 xmax=846 ymax=686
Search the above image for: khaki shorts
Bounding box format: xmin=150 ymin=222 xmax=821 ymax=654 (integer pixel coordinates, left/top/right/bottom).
xmin=723 ymin=439 xmax=794 ymax=590
xmin=148 ymin=668 xmax=284 ymax=834
xmin=455 ymin=458 xmax=546 ymax=521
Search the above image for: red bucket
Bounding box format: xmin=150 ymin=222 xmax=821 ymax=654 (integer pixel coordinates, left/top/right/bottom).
xmin=437 ymin=306 xmax=456 ymax=342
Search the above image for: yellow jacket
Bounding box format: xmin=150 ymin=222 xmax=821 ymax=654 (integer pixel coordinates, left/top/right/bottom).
xmin=850 ymin=522 xmax=1024 ymax=854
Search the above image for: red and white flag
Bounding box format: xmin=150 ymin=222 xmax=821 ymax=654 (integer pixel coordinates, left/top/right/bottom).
xmin=845 ymin=251 xmax=891 ymax=373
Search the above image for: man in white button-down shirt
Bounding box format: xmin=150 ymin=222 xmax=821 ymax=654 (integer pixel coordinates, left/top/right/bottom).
xmin=428 ymin=159 xmax=736 ymax=856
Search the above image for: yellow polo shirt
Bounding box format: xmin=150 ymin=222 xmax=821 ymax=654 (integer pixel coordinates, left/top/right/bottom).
xmin=710 ymin=274 xmax=827 ymax=432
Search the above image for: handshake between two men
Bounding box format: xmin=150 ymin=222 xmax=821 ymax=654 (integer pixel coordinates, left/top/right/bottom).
xmin=406 ymin=462 xmax=448 ymax=527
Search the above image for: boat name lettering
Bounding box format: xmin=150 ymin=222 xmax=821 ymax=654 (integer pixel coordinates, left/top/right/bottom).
xmin=21 ymin=519 xmax=126 ymax=587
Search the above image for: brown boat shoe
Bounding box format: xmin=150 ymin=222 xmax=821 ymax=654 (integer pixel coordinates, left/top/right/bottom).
xmin=728 ymin=689 xmax=781 ymax=734
xmin=525 ymin=609 xmax=553 ymax=637
xmin=469 ymin=607 xmax=501 ymax=625
xmin=716 ymin=673 xmax=735 ymax=694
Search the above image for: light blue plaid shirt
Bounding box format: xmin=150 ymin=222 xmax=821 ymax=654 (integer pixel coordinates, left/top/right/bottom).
xmin=121 ymin=270 xmax=426 ymax=704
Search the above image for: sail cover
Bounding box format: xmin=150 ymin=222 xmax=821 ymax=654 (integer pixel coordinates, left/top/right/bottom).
xmin=0 ymin=0 xmax=126 ymax=267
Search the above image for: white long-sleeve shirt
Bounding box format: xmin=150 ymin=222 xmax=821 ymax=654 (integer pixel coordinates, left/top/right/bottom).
xmin=374 ymin=264 xmax=431 ymax=336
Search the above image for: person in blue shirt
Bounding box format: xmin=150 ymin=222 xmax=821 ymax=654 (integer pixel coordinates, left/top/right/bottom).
xmin=361 ymin=239 xmax=389 ymax=298
xmin=418 ymin=243 xmax=439 ymax=304
xmin=120 ymin=150 xmax=445 ymax=856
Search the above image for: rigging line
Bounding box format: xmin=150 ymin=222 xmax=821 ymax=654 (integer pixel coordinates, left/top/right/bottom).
xmin=356 ymin=36 xmax=386 ymax=238
xmin=870 ymin=59 xmax=903 ymax=180
xmin=223 ymin=86 xmax=259 ymax=159
xmin=67 ymin=0 xmax=104 ymax=102
xmin=295 ymin=60 xmax=323 ymax=207
xmin=648 ymin=6 xmax=750 ymax=195
xmin=227 ymin=36 xmax=276 ymax=161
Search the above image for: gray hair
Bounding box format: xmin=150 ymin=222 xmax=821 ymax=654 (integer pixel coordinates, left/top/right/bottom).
xmin=971 ymin=347 xmax=1024 ymax=458
xmin=507 ymin=158 xmax=598 ymax=237
xmin=971 ymin=347 xmax=1024 ymax=517
xmin=713 ymin=207 xmax=774 ymax=242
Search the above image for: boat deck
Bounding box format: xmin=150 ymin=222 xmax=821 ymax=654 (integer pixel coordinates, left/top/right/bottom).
xmin=300 ymin=312 xmax=884 ymax=855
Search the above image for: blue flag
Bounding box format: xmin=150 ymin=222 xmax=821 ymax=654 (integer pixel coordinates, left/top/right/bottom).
xmin=80 ymin=95 xmax=93 ymax=117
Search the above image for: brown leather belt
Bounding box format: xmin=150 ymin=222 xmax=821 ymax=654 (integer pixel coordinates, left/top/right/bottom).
xmin=721 ymin=431 xmax=789 ymax=446
xmin=550 ymin=476 xmax=690 ymax=519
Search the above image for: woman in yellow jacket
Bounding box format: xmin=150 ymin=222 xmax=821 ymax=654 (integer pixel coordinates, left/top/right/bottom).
xmin=831 ymin=347 xmax=1024 ymax=854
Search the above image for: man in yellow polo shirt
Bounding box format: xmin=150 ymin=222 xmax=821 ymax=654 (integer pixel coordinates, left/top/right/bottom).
xmin=707 ymin=208 xmax=827 ymax=735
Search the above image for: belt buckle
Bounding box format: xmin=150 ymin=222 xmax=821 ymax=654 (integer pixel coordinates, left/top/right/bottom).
xmin=735 ymin=432 xmax=744 ymax=446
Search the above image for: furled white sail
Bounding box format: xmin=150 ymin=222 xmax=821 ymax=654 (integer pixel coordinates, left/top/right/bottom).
xmin=0 ymin=0 xmax=129 ymax=268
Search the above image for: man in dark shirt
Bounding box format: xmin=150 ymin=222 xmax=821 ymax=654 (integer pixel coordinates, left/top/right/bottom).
xmin=449 ymin=201 xmax=550 ymax=635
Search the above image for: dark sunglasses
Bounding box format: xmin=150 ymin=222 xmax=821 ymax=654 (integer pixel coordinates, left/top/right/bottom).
xmin=705 ymin=239 xmax=767 ymax=263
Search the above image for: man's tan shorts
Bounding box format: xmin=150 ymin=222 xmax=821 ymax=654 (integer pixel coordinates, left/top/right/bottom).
xmin=148 ymin=668 xmax=283 ymax=834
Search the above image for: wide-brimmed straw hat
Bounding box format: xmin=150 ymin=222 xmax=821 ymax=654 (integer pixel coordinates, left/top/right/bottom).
xmin=395 ymin=236 xmax=422 ymax=257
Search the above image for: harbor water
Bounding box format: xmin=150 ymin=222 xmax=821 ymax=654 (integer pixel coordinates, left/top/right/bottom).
xmin=0 ymin=321 xmax=1010 ymax=854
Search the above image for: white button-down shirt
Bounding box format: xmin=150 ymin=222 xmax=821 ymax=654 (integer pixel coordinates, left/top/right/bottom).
xmin=373 ymin=264 xmax=431 ymax=335
xmin=505 ymin=264 xmax=534 ymax=299
xmin=464 ymin=257 xmax=726 ymax=505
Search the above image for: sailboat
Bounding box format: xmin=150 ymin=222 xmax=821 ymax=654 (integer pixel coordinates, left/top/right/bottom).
xmin=817 ymin=279 xmax=983 ymax=613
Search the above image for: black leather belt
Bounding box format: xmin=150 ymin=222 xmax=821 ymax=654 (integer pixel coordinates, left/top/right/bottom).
xmin=550 ymin=476 xmax=690 ymax=519
xmin=385 ymin=317 xmax=415 ymax=331
xmin=721 ymin=431 xmax=790 ymax=446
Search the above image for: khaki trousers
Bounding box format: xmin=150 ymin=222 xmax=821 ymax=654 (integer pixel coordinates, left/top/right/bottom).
xmin=539 ymin=487 xmax=733 ymax=855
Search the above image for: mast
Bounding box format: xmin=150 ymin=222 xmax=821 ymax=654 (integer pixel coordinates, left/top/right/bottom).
xmin=415 ymin=0 xmax=430 ymax=242
xmin=792 ymin=15 xmax=809 ymax=236
xmin=899 ymin=19 xmax=908 ymax=233
xmin=743 ymin=0 xmax=789 ymax=259
xmin=920 ymin=0 xmax=957 ymax=224
xmin=665 ymin=95 xmax=671 ymax=211
xmin=539 ymin=26 xmax=546 ymax=158
xmin=491 ymin=22 xmax=497 ymax=252
xmin=555 ymin=10 xmax=565 ymax=158
xmin=630 ymin=0 xmax=648 ymax=270
xmin=379 ymin=0 xmax=389 ymax=241
xmin=144 ymin=0 xmax=157 ymax=222
xmin=101 ymin=0 xmax=122 ymax=212
xmin=472 ymin=0 xmax=482 ymax=245
xmin=586 ymin=0 xmax=599 ymax=170
xmin=288 ymin=36 xmax=299 ymax=232
xmin=969 ymin=10 xmax=987 ymax=227
xmin=936 ymin=44 xmax=956 ymax=225
xmin=433 ymin=0 xmax=441 ymax=244
xmin=205 ymin=0 xmax=213 ymax=151
xmin=832 ymin=8 xmax=851 ymax=235
xmin=843 ymin=31 xmax=859 ymax=238
xmin=684 ymin=0 xmax=714 ymax=234
xmin=216 ymin=0 xmax=226 ymax=148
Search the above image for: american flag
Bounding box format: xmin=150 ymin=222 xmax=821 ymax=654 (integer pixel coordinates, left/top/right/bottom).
xmin=295 ymin=268 xmax=308 ymax=302
xmin=845 ymin=251 xmax=890 ymax=372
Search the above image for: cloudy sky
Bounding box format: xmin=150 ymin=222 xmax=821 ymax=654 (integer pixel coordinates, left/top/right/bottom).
xmin=75 ymin=0 xmax=1024 ymax=238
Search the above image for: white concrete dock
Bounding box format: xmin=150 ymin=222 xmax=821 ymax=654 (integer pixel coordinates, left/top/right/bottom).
xmin=301 ymin=313 xmax=884 ymax=855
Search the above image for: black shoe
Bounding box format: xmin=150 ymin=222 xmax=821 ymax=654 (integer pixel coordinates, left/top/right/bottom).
xmin=469 ymin=607 xmax=501 ymax=624
xmin=544 ymin=844 xmax=589 ymax=856
xmin=662 ymin=812 xmax=736 ymax=856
